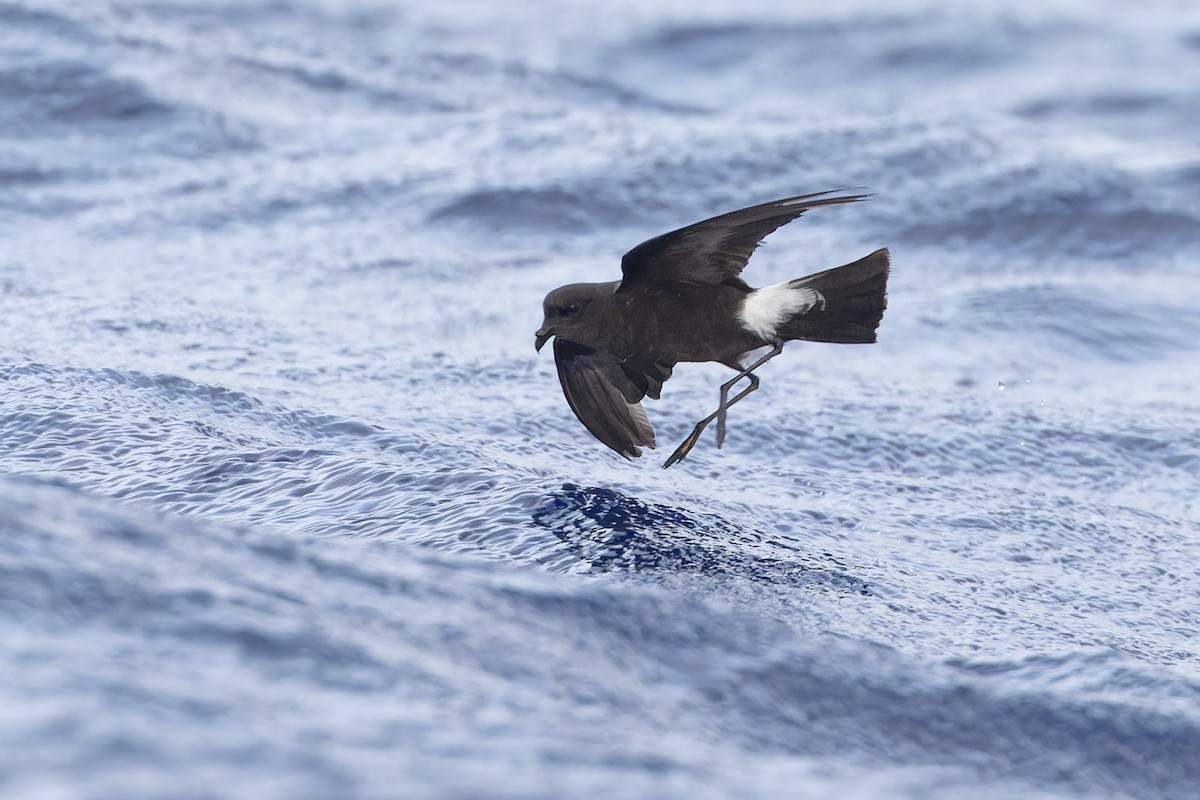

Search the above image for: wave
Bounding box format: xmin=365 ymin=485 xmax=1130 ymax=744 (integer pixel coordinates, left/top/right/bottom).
xmin=2 ymin=474 xmax=1198 ymax=798
xmin=429 ymin=185 xmax=642 ymax=234
xmin=887 ymin=155 xmax=1200 ymax=262
xmin=533 ymin=482 xmax=873 ymax=592
xmin=957 ymin=283 xmax=1200 ymax=362
xmin=0 ymin=59 xmax=173 ymax=129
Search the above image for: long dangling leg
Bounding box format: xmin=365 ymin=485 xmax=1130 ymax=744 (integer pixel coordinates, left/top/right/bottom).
xmin=662 ymin=373 xmax=762 ymax=469
xmin=716 ymin=371 xmax=758 ymax=448
xmin=663 ymin=341 xmax=784 ymax=469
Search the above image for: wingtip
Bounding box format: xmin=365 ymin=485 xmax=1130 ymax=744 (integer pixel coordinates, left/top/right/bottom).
xmin=621 ymin=439 xmax=655 ymax=459
xmin=778 ymin=188 xmax=874 ymax=208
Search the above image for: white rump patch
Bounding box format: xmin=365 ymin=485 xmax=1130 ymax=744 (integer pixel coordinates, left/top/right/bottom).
xmin=738 ymin=281 xmax=825 ymax=340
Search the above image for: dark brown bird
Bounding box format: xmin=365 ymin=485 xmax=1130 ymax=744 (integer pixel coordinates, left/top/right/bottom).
xmin=534 ymin=191 xmax=889 ymax=468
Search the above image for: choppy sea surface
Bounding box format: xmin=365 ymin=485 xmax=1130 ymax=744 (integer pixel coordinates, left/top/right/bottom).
xmin=3 ymin=1 xmax=1200 ymax=797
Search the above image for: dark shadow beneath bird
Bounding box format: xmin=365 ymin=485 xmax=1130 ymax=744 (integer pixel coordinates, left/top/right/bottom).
xmin=535 ymin=191 xmax=889 ymax=468
xmin=532 ymin=483 xmax=872 ymax=595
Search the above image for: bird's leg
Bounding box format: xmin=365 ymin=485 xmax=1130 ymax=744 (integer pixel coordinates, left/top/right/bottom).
xmin=662 ymin=341 xmax=784 ymax=469
xmin=662 ymin=419 xmax=710 ymax=469
xmin=715 ymin=340 xmax=784 ymax=447
xmin=661 ymin=381 xmax=760 ymax=469
xmin=716 ymin=371 xmax=759 ymax=448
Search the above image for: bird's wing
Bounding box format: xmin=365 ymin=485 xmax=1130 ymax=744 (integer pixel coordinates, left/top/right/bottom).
xmin=553 ymin=338 xmax=672 ymax=459
xmin=618 ymin=190 xmax=869 ymax=290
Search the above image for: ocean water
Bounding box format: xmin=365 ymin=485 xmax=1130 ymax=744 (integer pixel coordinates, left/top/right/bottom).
xmin=2 ymin=1 xmax=1199 ymax=798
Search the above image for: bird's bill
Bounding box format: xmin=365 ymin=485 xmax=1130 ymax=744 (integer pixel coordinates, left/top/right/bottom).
xmin=534 ymin=329 xmax=552 ymax=352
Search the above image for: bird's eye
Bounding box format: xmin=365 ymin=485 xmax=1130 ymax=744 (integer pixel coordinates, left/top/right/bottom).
xmin=561 ymin=303 xmax=580 ymax=315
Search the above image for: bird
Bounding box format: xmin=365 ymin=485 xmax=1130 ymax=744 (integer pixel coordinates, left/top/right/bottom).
xmin=534 ymin=190 xmax=889 ymax=469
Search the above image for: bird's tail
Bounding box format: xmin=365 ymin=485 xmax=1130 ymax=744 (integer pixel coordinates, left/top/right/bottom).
xmin=778 ymin=248 xmax=889 ymax=344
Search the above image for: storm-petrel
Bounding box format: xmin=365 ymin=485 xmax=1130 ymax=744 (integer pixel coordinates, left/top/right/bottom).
xmin=534 ymin=191 xmax=889 ymax=468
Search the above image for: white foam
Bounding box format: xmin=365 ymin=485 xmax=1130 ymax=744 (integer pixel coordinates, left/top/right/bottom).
xmin=737 ymin=282 xmax=824 ymax=340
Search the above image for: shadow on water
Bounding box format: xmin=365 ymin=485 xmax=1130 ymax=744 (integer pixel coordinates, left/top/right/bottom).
xmin=533 ymin=483 xmax=870 ymax=594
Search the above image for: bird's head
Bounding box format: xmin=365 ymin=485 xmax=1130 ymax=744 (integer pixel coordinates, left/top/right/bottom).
xmin=535 ymin=281 xmax=618 ymax=352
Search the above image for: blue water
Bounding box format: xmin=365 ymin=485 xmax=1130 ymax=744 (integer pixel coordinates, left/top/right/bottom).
xmin=3 ymin=1 xmax=1200 ymax=798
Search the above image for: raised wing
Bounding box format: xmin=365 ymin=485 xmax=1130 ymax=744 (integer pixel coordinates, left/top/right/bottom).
xmin=553 ymin=339 xmax=672 ymax=459
xmin=618 ymin=190 xmax=869 ymax=290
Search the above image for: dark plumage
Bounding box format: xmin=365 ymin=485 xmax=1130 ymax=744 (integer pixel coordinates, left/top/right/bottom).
xmin=535 ymin=191 xmax=889 ymax=467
